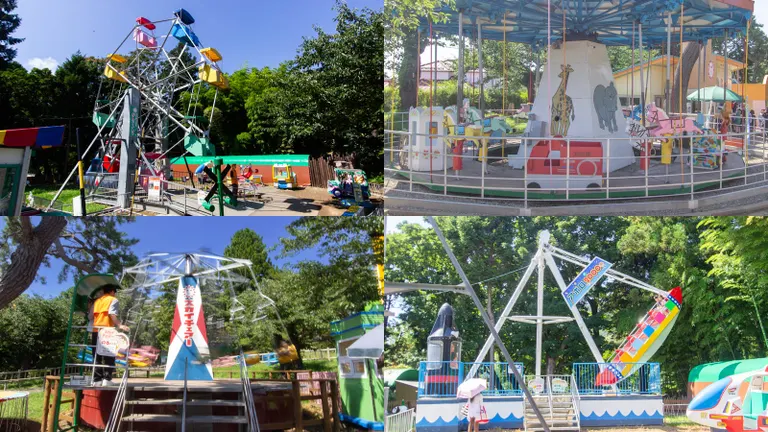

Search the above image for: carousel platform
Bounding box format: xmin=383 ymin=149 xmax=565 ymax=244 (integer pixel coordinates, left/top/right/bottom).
xmin=390 ymin=141 xmax=753 ymax=200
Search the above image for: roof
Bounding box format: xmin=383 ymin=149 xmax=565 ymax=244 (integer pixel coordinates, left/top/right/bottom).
xmin=613 ymin=55 xmax=746 ymax=78
xmin=424 ymin=0 xmax=753 ymax=47
xmin=170 ymin=154 xmax=310 ymax=167
xmin=688 ymin=357 xmax=768 ymax=383
xmin=0 ymin=126 xmax=65 ymax=149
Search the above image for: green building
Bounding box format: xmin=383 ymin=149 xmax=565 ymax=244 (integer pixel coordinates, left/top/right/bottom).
xmin=330 ymin=303 xmax=384 ymax=431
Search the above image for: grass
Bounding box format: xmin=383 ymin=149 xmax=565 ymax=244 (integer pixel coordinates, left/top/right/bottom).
xmin=664 ymin=415 xmax=699 ymax=427
xmin=27 ymin=185 xmax=108 ymax=214
xmin=213 ymin=359 xmax=337 ymax=378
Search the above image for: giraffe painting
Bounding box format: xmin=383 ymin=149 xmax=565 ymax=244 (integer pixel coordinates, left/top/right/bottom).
xmin=550 ymin=64 xmax=575 ymax=136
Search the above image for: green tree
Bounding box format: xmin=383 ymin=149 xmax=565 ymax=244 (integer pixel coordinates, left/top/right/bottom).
xmin=0 ymin=0 xmax=23 ymax=69
xmin=223 ymin=228 xmax=274 ymax=285
xmin=0 ymin=217 xmax=138 ymax=310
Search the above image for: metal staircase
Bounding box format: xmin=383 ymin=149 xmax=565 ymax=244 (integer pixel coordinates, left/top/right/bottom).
xmin=523 ymin=375 xmax=581 ymax=432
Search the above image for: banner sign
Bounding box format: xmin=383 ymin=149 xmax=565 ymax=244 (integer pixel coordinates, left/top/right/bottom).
xmin=165 ymin=275 xmax=213 ymax=380
xmin=96 ymin=328 xmax=130 ymax=357
xmin=148 ymin=177 xmax=162 ymax=201
xmin=563 ymin=257 xmax=612 ymax=307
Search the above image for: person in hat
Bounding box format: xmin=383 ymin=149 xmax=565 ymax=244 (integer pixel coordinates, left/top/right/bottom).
xmin=91 ymin=285 xmax=129 ymax=386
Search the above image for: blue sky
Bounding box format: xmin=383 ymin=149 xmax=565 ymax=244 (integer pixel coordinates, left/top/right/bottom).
xmin=14 ymin=0 xmax=382 ymax=73
xmin=6 ymin=217 xmax=326 ymax=297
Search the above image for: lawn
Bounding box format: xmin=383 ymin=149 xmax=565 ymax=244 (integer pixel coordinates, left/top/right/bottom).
xmin=26 ymin=185 xmax=108 ymax=214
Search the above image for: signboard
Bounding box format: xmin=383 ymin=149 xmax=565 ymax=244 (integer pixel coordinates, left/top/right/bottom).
xmin=562 ymin=257 xmax=612 ymax=307
xmin=148 ymin=176 xmax=162 ymax=201
xmin=164 ymin=275 xmax=213 ymax=380
xmin=96 ymin=327 xmax=130 ymax=357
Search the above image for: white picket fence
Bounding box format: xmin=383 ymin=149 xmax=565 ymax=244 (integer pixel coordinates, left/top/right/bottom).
xmin=385 ymin=408 xmax=415 ymax=432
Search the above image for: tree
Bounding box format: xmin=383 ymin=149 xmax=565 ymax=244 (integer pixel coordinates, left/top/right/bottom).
xmin=0 ymin=218 xmax=67 ymax=309
xmin=280 ymin=217 xmax=384 ymax=269
xmin=287 ymin=1 xmax=384 ymax=171
xmin=223 ymin=228 xmax=274 ymax=285
xmin=0 ymin=0 xmax=23 ymax=69
xmin=0 ymin=217 xmax=138 ymax=310
xmin=385 ymin=0 xmax=453 ymax=110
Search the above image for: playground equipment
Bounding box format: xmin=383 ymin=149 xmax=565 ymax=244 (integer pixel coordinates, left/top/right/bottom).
xmin=197 ymin=157 xmax=239 ymax=213
xmin=687 ymin=365 xmax=768 ymax=431
xmin=385 ymin=0 xmax=754 ymax=203
xmin=50 ymin=252 xmax=296 ymax=432
xmin=331 ymin=303 xmax=385 ymax=430
xmin=0 ymin=390 xmax=29 ymax=432
xmin=272 ymin=164 xmax=297 ymax=189
xmin=385 ymin=220 xmax=681 ymax=431
xmin=0 ymin=126 xmax=65 ymax=215
xmin=47 ymin=8 xmax=229 ymax=212
xmin=328 ymin=168 xmax=372 ymax=207
xmin=689 ymin=358 xmax=768 ymax=400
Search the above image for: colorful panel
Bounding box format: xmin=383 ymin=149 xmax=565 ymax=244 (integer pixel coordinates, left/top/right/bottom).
xmin=107 ymin=53 xmax=127 ymax=63
xmin=666 ymin=300 xmax=676 ymax=310
xmin=34 ymin=126 xmax=65 ymax=148
xmin=171 ymin=23 xmax=200 ymax=47
xmin=1 ymin=127 xmax=38 ymax=147
xmin=0 ymin=130 xmax=5 ymax=145
xmin=643 ymin=325 xmax=655 ymax=337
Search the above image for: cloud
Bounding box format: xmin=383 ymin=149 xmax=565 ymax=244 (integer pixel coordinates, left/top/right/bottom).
xmin=25 ymin=57 xmax=59 ymax=71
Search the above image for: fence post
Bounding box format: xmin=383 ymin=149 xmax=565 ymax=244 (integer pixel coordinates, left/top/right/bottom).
xmin=321 ymin=381 xmax=331 ymax=432
xmin=330 ymin=379 xmax=340 ymax=432
xmin=292 ymin=379 xmax=303 ymax=432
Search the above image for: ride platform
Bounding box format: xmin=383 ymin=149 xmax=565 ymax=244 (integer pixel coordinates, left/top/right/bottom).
xmin=390 ymin=139 xmax=754 ymax=200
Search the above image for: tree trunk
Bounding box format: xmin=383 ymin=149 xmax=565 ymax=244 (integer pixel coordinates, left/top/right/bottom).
xmin=671 ymin=42 xmax=702 ymax=114
xmin=0 ymin=217 xmax=67 ymax=309
xmin=398 ymin=28 xmax=426 ymax=111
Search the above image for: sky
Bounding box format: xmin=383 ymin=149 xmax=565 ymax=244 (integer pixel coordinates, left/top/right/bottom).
xmin=14 ymin=0 xmax=382 ymax=73
xmin=4 ymin=217 xmax=328 ymax=297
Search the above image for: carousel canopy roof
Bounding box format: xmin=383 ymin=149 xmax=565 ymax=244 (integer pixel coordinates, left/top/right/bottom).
xmin=423 ymin=0 xmax=753 ymax=48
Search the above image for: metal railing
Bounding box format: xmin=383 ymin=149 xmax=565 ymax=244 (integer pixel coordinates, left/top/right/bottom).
xmin=238 ymin=352 xmax=261 ymax=432
xmin=417 ymin=361 xmax=524 ymax=398
xmin=570 ymin=374 xmax=581 ymax=430
xmin=385 ymin=117 xmax=768 ymax=207
xmin=572 ymin=362 xmax=661 ymax=395
xmin=385 ymin=408 xmax=415 ymax=432
xmin=103 ymin=364 xmax=130 ymax=432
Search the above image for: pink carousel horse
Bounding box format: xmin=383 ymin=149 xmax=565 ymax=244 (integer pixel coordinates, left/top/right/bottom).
xmin=645 ymin=103 xmax=702 ymax=137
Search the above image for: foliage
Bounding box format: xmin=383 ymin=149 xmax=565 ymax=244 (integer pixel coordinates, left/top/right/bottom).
xmin=385 ymin=217 xmax=768 ymax=396
xmin=223 ymin=228 xmax=274 ymax=285
xmin=0 ymin=292 xmax=71 ymax=370
xmin=0 ymin=2 xmax=384 ymax=178
xmin=0 ymin=0 xmax=23 ymax=68
xmin=281 ymin=216 xmax=384 ymax=267
xmin=711 ymin=18 xmax=768 ymax=84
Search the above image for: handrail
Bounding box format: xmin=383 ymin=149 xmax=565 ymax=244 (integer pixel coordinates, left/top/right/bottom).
xmin=546 ymin=376 xmax=553 ymax=422
xmin=104 ymin=363 xmax=130 ymax=432
xmin=570 ymin=374 xmax=581 ymax=430
xmin=238 ymin=352 xmax=261 ymax=432
xmin=182 ymin=358 xmax=188 ymax=432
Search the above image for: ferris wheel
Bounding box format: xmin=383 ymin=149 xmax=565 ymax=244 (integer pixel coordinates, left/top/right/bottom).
xmin=48 ymin=8 xmax=228 ymax=210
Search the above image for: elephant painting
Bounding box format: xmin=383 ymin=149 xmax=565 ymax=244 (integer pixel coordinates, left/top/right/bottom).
xmin=593 ymin=82 xmax=618 ymax=133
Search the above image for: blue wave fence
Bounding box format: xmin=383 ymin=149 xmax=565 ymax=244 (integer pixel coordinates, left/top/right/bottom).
xmin=573 ymin=362 xmax=661 ymax=395
xmin=417 ymin=361 xmax=524 ymax=398
xmin=417 ymin=361 xmax=661 ymax=398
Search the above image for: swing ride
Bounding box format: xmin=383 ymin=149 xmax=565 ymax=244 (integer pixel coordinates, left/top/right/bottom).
xmin=49 ymin=253 xmax=296 ymax=432
xmin=385 ymin=220 xmax=680 ymax=431
xmin=46 ymin=8 xmax=229 ymax=212
xmin=385 ymin=0 xmax=758 ymax=210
